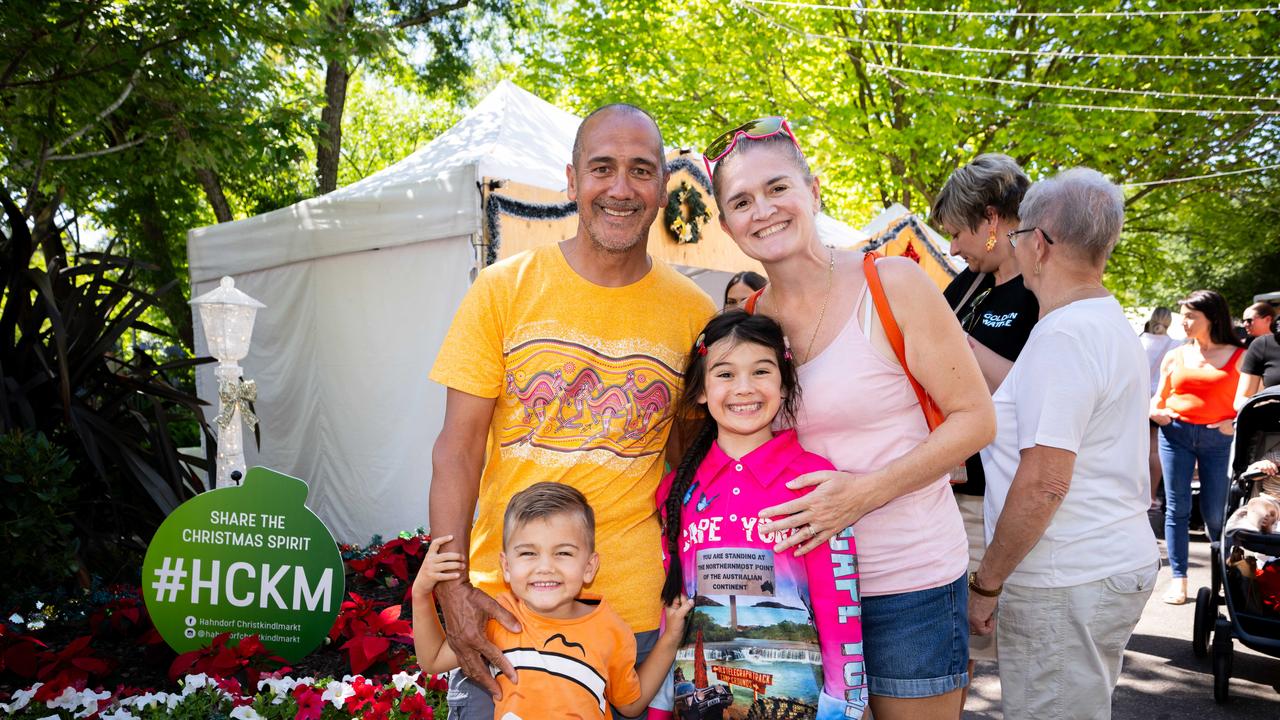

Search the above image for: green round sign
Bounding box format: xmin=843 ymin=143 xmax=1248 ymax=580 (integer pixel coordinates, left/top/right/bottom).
xmin=142 ymin=467 xmax=344 ymax=662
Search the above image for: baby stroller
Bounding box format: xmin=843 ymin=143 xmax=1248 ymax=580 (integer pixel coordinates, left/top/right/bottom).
xmin=1191 ymin=385 xmax=1280 ymax=702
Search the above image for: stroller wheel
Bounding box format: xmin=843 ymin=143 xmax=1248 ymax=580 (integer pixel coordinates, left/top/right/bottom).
xmin=1192 ymin=587 xmax=1214 ymax=659
xmin=1212 ymin=618 xmax=1233 ymax=703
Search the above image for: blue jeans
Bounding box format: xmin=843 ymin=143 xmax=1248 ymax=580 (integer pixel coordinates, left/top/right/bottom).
xmin=861 ymin=574 xmax=969 ymax=698
xmin=1159 ymin=419 xmax=1233 ymax=578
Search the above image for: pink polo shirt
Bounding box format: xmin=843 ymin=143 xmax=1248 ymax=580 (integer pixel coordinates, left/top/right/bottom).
xmin=655 ymin=430 xmax=867 ymax=720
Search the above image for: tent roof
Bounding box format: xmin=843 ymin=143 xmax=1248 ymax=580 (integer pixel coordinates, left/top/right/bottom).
xmin=334 ymin=80 xmax=579 ymax=197
xmin=861 ymin=203 xmax=966 ymax=274
xmin=187 ymin=81 xmax=580 ymax=283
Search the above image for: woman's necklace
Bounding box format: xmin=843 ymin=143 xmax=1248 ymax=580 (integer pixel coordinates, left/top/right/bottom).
xmin=767 ymin=246 xmax=835 ymax=364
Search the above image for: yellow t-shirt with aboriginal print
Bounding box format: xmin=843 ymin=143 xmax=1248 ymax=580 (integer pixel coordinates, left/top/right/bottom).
xmin=429 ymin=244 xmax=715 ymax=633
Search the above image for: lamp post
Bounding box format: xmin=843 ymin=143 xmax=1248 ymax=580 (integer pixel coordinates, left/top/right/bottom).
xmin=190 ymin=276 xmax=265 ymax=487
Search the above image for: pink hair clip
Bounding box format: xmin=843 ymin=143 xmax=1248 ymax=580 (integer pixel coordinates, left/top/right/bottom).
xmin=783 ymin=336 xmax=794 ymax=362
xmin=695 ymin=333 xmax=708 ymax=356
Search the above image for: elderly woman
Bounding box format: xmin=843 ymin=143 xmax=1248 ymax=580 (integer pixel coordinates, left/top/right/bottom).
xmin=707 ymin=117 xmax=995 ymax=720
xmin=932 ymin=154 xmax=1038 ymax=688
xmin=968 ymin=168 xmax=1159 ymax=719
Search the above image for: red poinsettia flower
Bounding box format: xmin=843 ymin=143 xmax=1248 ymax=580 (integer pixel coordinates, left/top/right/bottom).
xmin=168 ymin=632 xmax=285 ymax=685
xmin=34 ymin=635 xmax=113 ymax=700
xmin=0 ymin=623 xmax=47 ymax=679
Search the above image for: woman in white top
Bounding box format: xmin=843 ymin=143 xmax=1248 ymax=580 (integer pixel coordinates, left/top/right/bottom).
xmin=1140 ymin=307 xmax=1181 ymax=506
xmin=968 ymin=168 xmax=1160 ymax=720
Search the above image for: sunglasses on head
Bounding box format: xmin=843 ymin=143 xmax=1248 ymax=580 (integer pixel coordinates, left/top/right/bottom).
xmin=702 ymin=116 xmax=801 ymax=181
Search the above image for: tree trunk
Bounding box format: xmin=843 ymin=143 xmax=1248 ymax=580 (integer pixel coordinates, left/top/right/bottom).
xmin=315 ymin=57 xmax=350 ymax=195
xmin=315 ymin=0 xmax=353 ymax=196
xmin=136 ymin=198 xmax=195 ymax=350
xmin=195 ymin=167 xmax=233 ymax=223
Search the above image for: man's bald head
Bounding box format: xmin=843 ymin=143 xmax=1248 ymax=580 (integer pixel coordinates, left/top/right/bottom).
xmin=571 ymin=104 xmax=665 ymax=167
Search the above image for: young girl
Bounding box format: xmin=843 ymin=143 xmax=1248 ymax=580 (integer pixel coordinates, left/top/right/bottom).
xmin=654 ymin=310 xmax=867 ymax=720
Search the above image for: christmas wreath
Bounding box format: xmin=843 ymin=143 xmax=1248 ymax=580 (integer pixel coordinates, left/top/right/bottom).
xmin=664 ymin=181 xmax=711 ymax=244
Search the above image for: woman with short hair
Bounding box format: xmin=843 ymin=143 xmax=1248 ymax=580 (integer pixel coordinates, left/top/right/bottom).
xmin=969 ymin=167 xmax=1159 ymax=719
xmin=931 ymin=153 xmax=1038 ymax=699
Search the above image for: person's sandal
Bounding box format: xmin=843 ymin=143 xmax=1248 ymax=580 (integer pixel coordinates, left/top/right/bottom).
xmin=1162 ymin=580 xmax=1188 ymax=605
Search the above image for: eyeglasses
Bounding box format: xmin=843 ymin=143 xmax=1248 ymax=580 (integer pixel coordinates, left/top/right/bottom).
xmin=1006 ymin=226 xmax=1055 ymax=248
xmin=959 ymin=288 xmax=992 ymax=333
xmin=702 ymin=116 xmax=801 ymax=181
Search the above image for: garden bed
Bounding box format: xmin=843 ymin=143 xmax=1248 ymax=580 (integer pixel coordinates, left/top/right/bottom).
xmin=1 ymin=533 xmax=446 ymax=719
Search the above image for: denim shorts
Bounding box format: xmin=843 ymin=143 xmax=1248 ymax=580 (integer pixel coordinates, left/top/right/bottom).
xmin=861 ymin=573 xmax=970 ymax=698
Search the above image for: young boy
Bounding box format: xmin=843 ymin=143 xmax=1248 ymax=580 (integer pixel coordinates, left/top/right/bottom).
xmin=413 ymin=481 xmax=692 ymax=719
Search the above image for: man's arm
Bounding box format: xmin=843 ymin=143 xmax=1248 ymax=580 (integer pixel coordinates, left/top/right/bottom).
xmin=425 ymin=388 xmax=520 ymax=697
xmin=968 ymin=444 xmax=1075 ymax=635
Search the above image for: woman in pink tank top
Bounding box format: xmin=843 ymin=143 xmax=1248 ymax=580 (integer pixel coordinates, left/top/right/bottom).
xmin=701 ymin=118 xmax=995 ymax=719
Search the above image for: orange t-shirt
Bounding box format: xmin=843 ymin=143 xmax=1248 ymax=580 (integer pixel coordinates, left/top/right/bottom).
xmin=1157 ymin=345 xmax=1245 ymax=425
xmin=487 ymin=591 xmax=641 ymax=720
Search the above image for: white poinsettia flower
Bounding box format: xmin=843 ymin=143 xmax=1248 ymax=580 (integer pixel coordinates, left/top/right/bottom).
xmin=101 ymin=709 xmax=141 ymax=720
xmin=391 ymin=671 xmax=421 ymax=692
xmin=321 ymin=680 xmax=355 ymax=708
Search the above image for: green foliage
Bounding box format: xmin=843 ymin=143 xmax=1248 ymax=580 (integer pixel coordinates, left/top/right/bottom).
xmin=0 ymin=431 xmax=80 ymax=602
xmin=514 ymin=0 xmax=1280 ymax=303
xmin=0 ymin=190 xmax=215 ymax=581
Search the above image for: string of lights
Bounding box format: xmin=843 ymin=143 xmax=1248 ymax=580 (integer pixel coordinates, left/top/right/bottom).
xmin=740 ymin=0 xmax=1280 ymax=20
xmin=742 ymin=3 xmax=1280 ymax=61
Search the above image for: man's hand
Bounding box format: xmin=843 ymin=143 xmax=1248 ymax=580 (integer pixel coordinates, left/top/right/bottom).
xmin=434 ymin=581 xmax=522 ymax=699
xmin=968 ymin=592 xmax=998 ymax=637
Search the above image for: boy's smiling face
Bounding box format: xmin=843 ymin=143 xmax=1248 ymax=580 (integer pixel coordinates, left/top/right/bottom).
xmin=500 ymin=512 xmax=600 ymax=619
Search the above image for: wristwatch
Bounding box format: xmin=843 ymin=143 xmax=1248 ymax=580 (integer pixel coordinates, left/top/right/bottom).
xmin=968 ymin=571 xmax=1003 ymax=598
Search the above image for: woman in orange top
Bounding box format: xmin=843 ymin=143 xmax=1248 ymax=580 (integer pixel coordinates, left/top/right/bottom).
xmin=1150 ymin=290 xmax=1245 ymax=604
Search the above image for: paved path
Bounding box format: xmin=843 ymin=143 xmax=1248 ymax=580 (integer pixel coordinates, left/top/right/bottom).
xmin=964 ymin=519 xmax=1279 ymax=719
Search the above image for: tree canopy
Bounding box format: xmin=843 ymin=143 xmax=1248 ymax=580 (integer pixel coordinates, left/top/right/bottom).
xmin=512 ymin=0 xmax=1280 ymax=309
xmin=2 ymin=0 xmax=1277 ymax=329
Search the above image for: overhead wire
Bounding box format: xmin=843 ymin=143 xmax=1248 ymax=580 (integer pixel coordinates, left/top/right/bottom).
xmin=738 ymin=2 xmax=1280 ymax=62
xmin=864 ymin=63 xmax=1280 ymax=103
xmin=1122 ymin=163 xmax=1280 ymax=187
xmin=740 ymin=0 xmax=1280 ymax=19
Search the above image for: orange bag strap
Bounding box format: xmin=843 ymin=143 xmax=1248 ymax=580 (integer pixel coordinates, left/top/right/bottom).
xmin=863 ymin=252 xmax=940 ymax=430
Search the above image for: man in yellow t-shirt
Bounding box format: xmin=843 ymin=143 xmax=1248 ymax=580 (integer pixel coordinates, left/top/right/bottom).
xmin=425 ymin=103 xmax=716 ymax=717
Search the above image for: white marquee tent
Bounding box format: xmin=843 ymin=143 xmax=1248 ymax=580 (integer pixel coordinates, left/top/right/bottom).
xmin=187 ymin=80 xmax=586 ymax=542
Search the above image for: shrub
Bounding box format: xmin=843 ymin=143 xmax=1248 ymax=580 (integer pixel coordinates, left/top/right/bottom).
xmin=0 ymin=431 xmax=81 ymax=600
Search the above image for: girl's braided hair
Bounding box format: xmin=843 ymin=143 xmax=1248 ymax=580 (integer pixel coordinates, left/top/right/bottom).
xmin=660 ymin=309 xmax=800 ymax=606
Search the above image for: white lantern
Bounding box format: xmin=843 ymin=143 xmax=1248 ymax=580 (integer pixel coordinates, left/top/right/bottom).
xmin=190 ymin=276 xmax=265 ymax=487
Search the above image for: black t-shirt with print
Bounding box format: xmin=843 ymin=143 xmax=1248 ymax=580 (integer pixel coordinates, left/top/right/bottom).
xmin=944 ymin=268 xmax=1040 ymax=496
xmin=1243 ymin=333 xmax=1280 ymax=391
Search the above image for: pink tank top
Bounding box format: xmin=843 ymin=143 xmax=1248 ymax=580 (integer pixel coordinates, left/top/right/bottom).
xmin=790 ymin=287 xmax=968 ymax=596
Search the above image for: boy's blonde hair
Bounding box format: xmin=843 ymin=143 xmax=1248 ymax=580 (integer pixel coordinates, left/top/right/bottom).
xmin=502 ymin=482 xmax=596 ymax=551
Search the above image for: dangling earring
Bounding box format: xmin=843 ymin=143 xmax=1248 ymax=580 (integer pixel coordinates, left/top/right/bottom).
xmin=985 ymin=227 xmax=998 ymax=252
xmin=1034 ymin=260 xmax=1042 ymax=275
